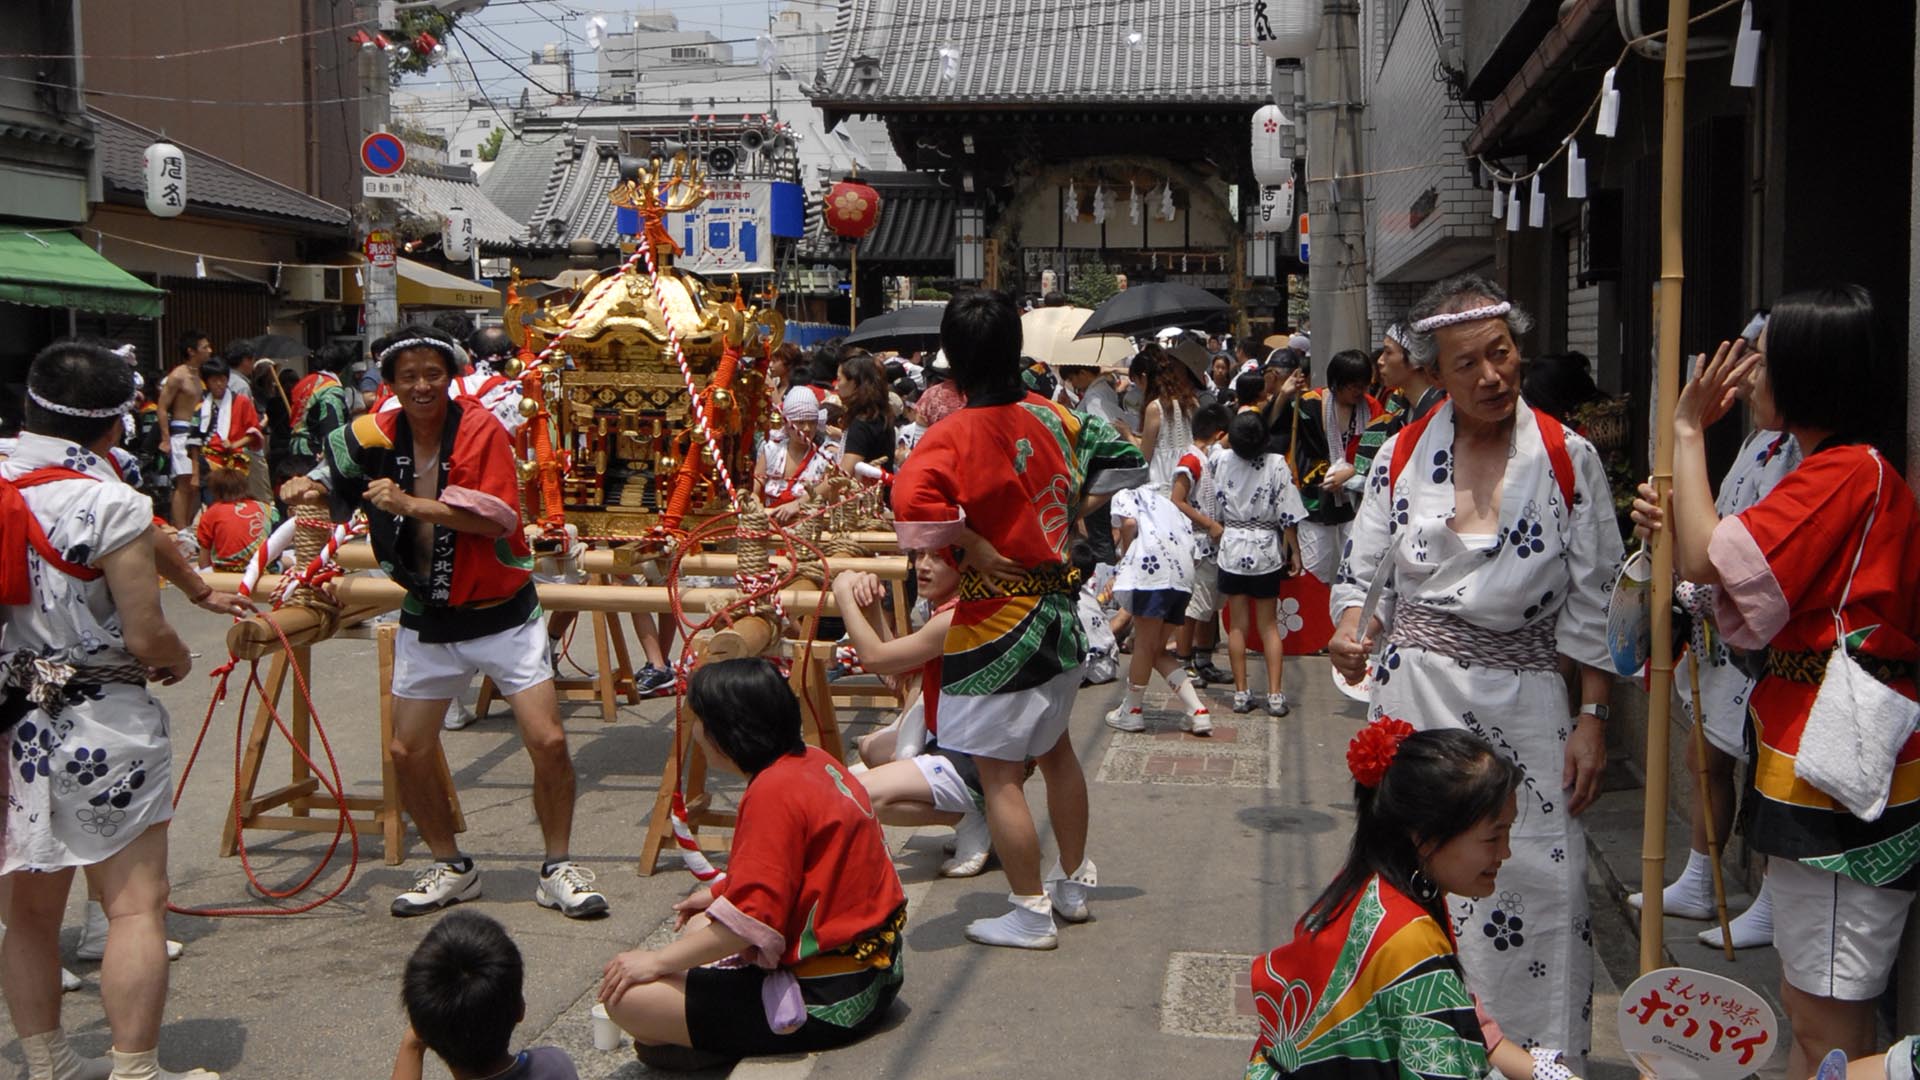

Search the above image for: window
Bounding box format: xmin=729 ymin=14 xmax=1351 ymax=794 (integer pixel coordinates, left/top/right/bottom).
xmin=477 ymin=119 xmax=491 ymax=129
xmin=460 ymin=149 xmax=473 ymax=159
xmin=670 ymin=46 xmax=707 ymax=60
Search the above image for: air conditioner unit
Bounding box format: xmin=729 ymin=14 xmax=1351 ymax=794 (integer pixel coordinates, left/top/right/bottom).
xmin=283 ymin=265 xmax=344 ymax=303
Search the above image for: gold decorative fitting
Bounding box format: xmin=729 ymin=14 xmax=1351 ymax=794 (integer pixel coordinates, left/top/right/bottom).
xmin=517 ymin=397 xmax=541 ymax=418
xmin=503 ymin=358 xmax=524 ymax=377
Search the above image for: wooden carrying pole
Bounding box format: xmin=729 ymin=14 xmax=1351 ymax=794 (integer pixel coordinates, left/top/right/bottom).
xmin=1640 ymin=0 xmax=1691 ymax=978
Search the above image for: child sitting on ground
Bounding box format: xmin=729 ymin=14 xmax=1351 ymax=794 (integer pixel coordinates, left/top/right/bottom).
xmin=393 ymin=910 xmax=579 ymax=1080
xmin=1104 ymin=479 xmax=1212 ymax=736
xmin=600 ymin=658 xmax=905 ymax=1068
xmin=836 ymin=548 xmax=993 ymax=877
xmin=194 ymin=440 xmax=279 ymax=572
xmin=1072 ymin=541 xmax=1119 ymax=687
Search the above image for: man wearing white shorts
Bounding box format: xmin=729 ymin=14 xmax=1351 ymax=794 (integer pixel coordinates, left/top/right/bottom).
xmin=281 ymin=326 xmax=607 ymax=921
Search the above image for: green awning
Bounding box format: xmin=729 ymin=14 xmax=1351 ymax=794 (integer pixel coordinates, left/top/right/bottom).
xmin=0 ymin=229 xmax=164 ymax=318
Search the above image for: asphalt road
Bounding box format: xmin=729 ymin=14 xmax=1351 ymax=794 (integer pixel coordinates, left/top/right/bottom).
xmin=1 ymin=592 xmax=1669 ymax=1078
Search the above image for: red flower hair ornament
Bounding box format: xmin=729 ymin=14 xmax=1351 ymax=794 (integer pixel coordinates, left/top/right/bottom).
xmin=1347 ymin=717 xmax=1416 ymax=788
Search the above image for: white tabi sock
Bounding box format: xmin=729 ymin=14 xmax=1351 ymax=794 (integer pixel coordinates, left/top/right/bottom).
xmin=1164 ymin=669 xmax=1206 ymax=714
xmin=1698 ymin=876 xmax=1775 ymax=950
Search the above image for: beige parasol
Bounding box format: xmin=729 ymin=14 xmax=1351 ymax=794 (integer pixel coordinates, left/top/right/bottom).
xmin=1021 ymin=306 xmax=1135 ymax=372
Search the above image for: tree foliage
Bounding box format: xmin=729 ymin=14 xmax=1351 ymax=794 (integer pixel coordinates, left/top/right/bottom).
xmin=478 ymin=127 xmax=506 ymax=162
xmin=1066 ymin=262 xmax=1119 ymax=309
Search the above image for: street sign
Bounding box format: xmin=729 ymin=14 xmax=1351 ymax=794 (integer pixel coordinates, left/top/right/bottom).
xmin=364 ymin=229 xmax=397 ymax=270
xmin=360 ymin=132 xmax=406 ymax=176
xmin=362 ymin=175 xmax=406 ymax=199
xmin=1297 ymin=212 xmax=1310 ymax=263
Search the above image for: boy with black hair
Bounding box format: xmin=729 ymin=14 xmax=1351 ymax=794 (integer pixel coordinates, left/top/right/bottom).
xmin=194 ymin=357 xmax=263 ymax=504
xmin=394 ymin=910 xmax=577 ymax=1080
xmin=1233 ymin=370 xmax=1268 ymax=413
xmin=157 ymin=329 xmax=210 ymax=526
xmin=892 ymin=289 xmax=1146 ymax=949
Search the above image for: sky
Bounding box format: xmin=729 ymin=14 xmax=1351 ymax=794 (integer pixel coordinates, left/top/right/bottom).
xmin=420 ymin=0 xmax=831 ymax=101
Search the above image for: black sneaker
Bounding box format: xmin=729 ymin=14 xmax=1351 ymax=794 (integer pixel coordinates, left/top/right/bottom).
xmin=1180 ymin=657 xmax=1208 ymax=689
xmin=1196 ymin=659 xmax=1232 ymax=685
xmin=635 ymin=665 xmax=676 ymax=697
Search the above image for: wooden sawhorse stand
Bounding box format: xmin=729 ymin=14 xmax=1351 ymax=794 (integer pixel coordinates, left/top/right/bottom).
xmin=221 ymin=624 xmax=465 ymax=866
xmin=477 ymin=577 xmax=641 ymax=724
xmin=636 ymin=639 xmax=845 ymax=875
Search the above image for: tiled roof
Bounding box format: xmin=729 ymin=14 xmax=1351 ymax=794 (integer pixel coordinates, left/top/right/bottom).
xmin=526 ymin=134 xmax=625 ymax=248
xmin=90 ymin=109 xmax=349 ymax=230
xmin=479 ymin=133 xmax=564 ymax=224
xmin=811 ymin=0 xmax=1269 ymax=109
xmin=804 ymin=171 xmax=954 ymax=264
xmin=401 ymin=170 xmax=528 ymax=249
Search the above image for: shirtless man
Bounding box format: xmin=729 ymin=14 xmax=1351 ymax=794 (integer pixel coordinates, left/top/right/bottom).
xmin=156 ymin=329 xmax=211 ymax=527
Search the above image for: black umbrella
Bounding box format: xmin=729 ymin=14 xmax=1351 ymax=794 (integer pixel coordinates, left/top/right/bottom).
xmin=1074 ymin=283 xmax=1231 ymax=339
xmin=842 ymin=303 xmax=946 ymax=352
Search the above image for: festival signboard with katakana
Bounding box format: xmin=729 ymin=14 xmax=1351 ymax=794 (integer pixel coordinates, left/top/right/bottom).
xmin=1618 ymin=967 xmax=1779 ymax=1079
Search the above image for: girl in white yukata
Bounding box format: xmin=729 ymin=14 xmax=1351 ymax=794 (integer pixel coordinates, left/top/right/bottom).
xmin=1201 ymin=411 xmax=1307 ymax=717
xmin=1329 ymin=276 xmax=1623 ymax=1067
xmin=1629 ymin=415 xmax=1800 ymax=951
xmin=1103 ymin=483 xmax=1212 ymax=736
xmin=0 ymin=342 xmax=218 ymax=1080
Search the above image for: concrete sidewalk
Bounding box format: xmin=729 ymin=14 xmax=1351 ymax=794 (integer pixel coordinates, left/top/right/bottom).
xmin=0 ymin=596 xmax=1695 ymax=1078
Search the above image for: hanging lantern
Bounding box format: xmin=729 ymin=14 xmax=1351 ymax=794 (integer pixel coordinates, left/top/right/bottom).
xmin=1251 ymin=106 xmax=1292 ymax=186
xmin=442 ymin=205 xmax=474 ymax=261
xmin=826 ymin=178 xmax=881 ymax=240
xmin=1253 ymin=0 xmax=1320 ymax=60
xmin=143 ymin=141 xmax=186 ymax=218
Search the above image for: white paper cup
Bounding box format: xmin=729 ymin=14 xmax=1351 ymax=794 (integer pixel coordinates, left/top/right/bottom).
xmin=590 ymin=1002 xmax=621 ymax=1051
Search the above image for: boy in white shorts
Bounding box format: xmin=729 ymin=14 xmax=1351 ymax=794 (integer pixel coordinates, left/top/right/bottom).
xmin=280 ymin=326 xmax=606 ymax=921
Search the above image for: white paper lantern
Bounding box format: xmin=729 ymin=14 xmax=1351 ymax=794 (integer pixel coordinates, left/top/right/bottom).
xmin=443 ymin=205 xmax=474 ymax=261
xmin=1253 ymin=0 xmax=1320 ymax=61
xmin=143 ymin=142 xmax=186 ymax=218
xmin=1251 ymin=106 xmax=1292 ymax=186
xmin=1253 ymin=182 xmax=1293 ymax=235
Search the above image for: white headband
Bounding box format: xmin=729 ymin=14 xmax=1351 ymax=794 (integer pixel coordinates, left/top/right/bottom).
xmin=1411 ymin=302 xmax=1511 ymax=334
xmin=376 ymin=336 xmax=461 ymax=366
xmin=29 ymin=387 xmax=136 ymax=419
xmin=1385 ymin=323 xmax=1410 ymax=349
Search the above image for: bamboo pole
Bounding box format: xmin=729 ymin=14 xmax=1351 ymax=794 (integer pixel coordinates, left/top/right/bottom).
xmin=1687 ymin=653 xmax=1737 ymax=961
xmin=1640 ymin=0 xmax=1691 ymax=978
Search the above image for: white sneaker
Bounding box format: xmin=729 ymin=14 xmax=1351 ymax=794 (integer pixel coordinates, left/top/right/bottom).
xmin=1266 ymin=693 xmax=1290 ymax=718
xmin=1104 ymin=704 xmax=1146 ymax=733
xmin=391 ymin=860 xmax=481 ymax=917
xmin=1045 ymin=858 xmax=1098 ymax=923
xmin=964 ymin=898 xmax=1058 ymax=950
xmin=441 ymin=700 xmax=477 ymax=731
xmin=1232 ymin=690 xmax=1255 ymax=713
xmin=75 ymin=900 xmax=185 ymax=962
xmin=1185 ymin=708 xmax=1213 ymax=736
xmin=940 ymin=810 xmax=992 ymax=878
xmin=62 ymin=966 xmax=82 ymax=992
xmin=535 ymin=860 xmax=610 ymax=919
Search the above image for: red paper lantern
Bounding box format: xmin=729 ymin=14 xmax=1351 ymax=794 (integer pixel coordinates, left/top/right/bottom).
xmin=827 ymin=179 xmax=881 ymax=240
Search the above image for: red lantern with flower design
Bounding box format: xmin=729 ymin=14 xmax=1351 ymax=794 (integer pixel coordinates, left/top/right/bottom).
xmin=827 ymin=178 xmax=882 ymax=328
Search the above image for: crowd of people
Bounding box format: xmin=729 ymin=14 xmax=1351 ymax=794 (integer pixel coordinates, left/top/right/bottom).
xmin=0 ymin=271 xmax=1914 ymax=1079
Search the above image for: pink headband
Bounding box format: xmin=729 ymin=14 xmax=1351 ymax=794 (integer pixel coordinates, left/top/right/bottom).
xmin=1411 ymin=301 xmax=1511 ymax=334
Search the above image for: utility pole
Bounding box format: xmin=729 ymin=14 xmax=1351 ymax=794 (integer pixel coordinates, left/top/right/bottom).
xmin=1304 ymin=0 xmax=1369 ymax=364
xmin=360 ymin=0 xmax=399 ymax=347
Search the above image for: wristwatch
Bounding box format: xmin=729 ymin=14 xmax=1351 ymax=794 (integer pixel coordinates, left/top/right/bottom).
xmin=1578 ymin=703 xmax=1610 ymax=722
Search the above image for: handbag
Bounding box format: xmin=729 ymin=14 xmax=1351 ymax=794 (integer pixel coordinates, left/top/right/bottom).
xmin=1795 ymin=450 xmax=1920 ymax=822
